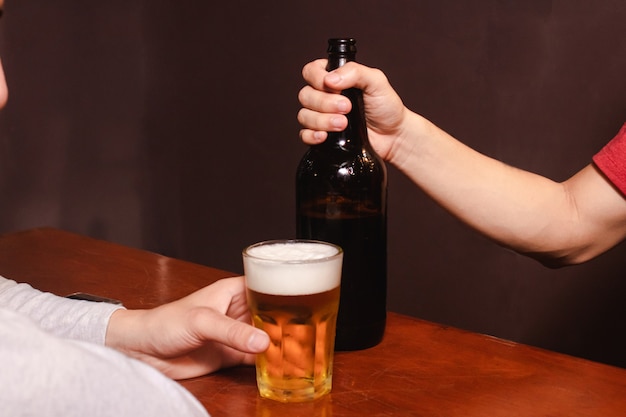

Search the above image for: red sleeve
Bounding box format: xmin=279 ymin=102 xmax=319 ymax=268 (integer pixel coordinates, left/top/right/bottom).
xmin=592 ymin=123 xmax=626 ymax=196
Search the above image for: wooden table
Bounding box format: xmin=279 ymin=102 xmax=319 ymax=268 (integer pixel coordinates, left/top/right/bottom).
xmin=1 ymin=227 xmax=625 ymax=416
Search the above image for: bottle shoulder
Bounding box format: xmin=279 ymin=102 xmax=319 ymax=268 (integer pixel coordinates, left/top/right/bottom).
xmin=298 ymin=146 xmax=386 ymax=170
xmin=296 ymin=153 xmax=387 ymax=183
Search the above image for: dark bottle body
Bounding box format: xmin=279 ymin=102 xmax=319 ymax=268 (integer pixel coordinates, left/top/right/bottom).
xmin=296 ymin=38 xmax=387 ymax=351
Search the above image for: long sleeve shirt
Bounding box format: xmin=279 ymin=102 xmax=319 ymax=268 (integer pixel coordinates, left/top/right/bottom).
xmin=0 ymin=276 xmax=209 ymax=417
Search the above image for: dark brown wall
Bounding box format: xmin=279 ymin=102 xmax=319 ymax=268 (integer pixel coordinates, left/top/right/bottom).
xmin=1 ymin=1 xmax=626 ymax=367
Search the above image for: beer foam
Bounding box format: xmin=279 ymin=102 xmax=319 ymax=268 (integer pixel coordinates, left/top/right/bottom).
xmin=244 ymin=241 xmax=342 ymax=296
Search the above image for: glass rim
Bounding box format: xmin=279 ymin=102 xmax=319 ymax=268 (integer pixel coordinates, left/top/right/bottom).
xmin=242 ymin=239 xmax=343 ymax=264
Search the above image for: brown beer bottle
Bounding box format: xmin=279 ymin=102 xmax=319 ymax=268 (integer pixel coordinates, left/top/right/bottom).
xmin=296 ymin=38 xmax=387 ymax=351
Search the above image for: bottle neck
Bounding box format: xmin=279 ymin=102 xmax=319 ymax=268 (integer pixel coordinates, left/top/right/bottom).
xmin=323 ymin=87 xmax=367 ymax=150
xmin=321 ymin=43 xmax=368 ymax=151
xmin=326 ymin=54 xmax=354 ymax=72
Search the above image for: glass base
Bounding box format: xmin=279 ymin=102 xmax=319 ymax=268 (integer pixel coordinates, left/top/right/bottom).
xmin=257 ymin=378 xmax=332 ymax=403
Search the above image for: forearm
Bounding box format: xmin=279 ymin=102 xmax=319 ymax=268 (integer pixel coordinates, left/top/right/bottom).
xmin=298 ymin=61 xmax=626 ymax=264
xmin=0 ymin=276 xmax=123 ymax=343
xmin=389 ymin=113 xmax=596 ymax=265
xmin=0 ymin=308 xmax=208 ymax=417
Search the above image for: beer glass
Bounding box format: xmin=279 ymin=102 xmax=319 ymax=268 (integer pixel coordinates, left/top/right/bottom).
xmin=243 ymin=239 xmax=343 ymax=403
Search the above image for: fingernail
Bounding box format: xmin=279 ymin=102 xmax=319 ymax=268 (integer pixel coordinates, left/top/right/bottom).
xmin=330 ymin=116 xmax=345 ymax=128
xmin=248 ymin=331 xmax=269 ymax=351
xmin=336 ymin=99 xmax=349 ymax=113
xmin=313 ymin=131 xmax=327 ymax=142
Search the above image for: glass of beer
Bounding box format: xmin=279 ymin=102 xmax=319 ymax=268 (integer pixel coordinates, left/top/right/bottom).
xmin=242 ymin=239 xmax=343 ymax=403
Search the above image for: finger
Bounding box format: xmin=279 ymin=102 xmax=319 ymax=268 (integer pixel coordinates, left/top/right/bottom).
xmin=303 ymin=59 xmax=370 ymax=95
xmin=299 ymin=128 xmax=328 ymax=145
xmin=301 ymin=59 xmax=330 ymax=91
xmin=322 ymin=62 xmax=390 ymax=97
xmin=298 ymin=85 xmax=351 ymax=114
xmin=308 ymin=61 xmax=362 ymax=92
xmin=189 ymin=276 xmax=246 ymax=313
xmin=192 ymin=308 xmax=270 ymax=354
xmin=297 ymin=107 xmax=348 ymax=133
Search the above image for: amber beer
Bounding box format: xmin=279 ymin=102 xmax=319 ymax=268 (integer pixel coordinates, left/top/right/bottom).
xmin=243 ymin=240 xmax=343 ymax=403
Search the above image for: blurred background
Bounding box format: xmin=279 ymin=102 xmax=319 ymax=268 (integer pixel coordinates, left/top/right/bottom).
xmin=1 ymin=0 xmax=625 ymax=367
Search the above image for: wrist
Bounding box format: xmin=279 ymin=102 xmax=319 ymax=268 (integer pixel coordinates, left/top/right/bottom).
xmin=388 ymin=109 xmax=428 ymax=171
xmin=105 ymin=308 xmax=143 ymax=353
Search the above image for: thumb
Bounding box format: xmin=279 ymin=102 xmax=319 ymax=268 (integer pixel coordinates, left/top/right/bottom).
xmin=195 ymin=309 xmax=269 ymax=353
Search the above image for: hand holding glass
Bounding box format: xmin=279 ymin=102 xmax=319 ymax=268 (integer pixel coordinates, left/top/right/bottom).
xmin=243 ymin=240 xmax=343 ymax=402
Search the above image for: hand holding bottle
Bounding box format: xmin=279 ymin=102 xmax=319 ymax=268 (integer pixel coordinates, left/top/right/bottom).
xmin=297 ymin=52 xmax=626 ymax=268
xmin=297 ymin=59 xmax=413 ymax=163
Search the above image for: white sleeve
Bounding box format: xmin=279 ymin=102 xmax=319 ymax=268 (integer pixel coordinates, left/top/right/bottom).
xmin=0 ymin=307 xmax=210 ymax=417
xmin=0 ymin=275 xmax=122 ymax=344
